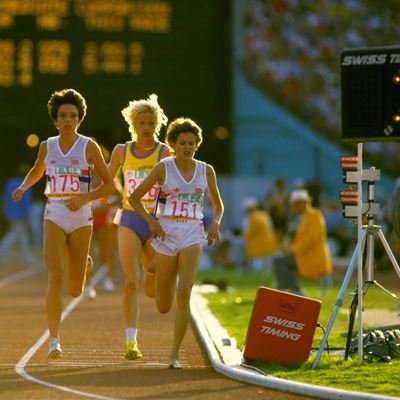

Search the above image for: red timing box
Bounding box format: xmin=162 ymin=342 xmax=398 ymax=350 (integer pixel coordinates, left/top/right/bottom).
xmin=340 ymin=189 xmax=358 ymax=204
xmin=340 ymin=156 xmax=358 ymax=170
xmin=243 ymin=287 xmax=321 ymax=364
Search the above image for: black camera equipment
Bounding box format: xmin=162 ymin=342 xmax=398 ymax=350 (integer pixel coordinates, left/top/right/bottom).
xmin=313 ymin=46 xmax=400 ymax=368
xmin=341 ymin=45 xmax=400 ymax=141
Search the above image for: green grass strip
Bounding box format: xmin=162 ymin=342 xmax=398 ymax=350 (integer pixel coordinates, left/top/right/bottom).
xmin=196 ymin=268 xmax=400 ymax=397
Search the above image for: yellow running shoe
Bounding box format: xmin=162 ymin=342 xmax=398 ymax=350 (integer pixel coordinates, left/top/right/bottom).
xmin=125 ymin=340 xmax=142 ymax=360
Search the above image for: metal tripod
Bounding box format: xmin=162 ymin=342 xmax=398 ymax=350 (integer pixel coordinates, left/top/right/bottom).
xmin=313 ymin=146 xmax=400 ymax=368
xmin=313 ymin=221 xmax=400 ymax=367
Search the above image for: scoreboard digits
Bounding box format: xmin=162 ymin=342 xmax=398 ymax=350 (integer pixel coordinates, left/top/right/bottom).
xmin=0 ymin=0 xmax=172 ymax=87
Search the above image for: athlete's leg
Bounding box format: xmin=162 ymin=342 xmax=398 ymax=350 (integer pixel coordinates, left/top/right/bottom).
xmin=102 ymin=224 xmax=117 ymax=291
xmin=154 ymin=252 xmax=178 ymax=314
xmin=118 ymin=225 xmax=144 ymax=359
xmin=96 ymin=224 xmax=111 ymax=266
xmin=170 ymin=243 xmax=202 ymax=364
xmin=43 ymin=220 xmax=67 ymax=340
xmin=118 ymin=226 xmax=142 ymax=329
xmin=65 ymin=225 xmax=93 ymax=297
xmin=142 ymin=239 xmax=156 ymax=298
xmin=108 ymin=225 xmax=118 ymax=277
xmin=94 ymin=223 xmax=116 ymax=291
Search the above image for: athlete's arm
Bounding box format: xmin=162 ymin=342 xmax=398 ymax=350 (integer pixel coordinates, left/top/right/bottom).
xmin=86 ymin=140 xmax=116 ymax=200
xmin=205 ymin=164 xmax=224 ymax=246
xmin=66 ymin=140 xmax=116 ymax=211
xmin=108 ymin=143 xmax=124 ymax=178
xmin=12 ymin=141 xmax=47 ymax=202
xmin=159 ymin=144 xmax=171 ymax=160
xmin=128 ymin=162 xmax=166 ymax=239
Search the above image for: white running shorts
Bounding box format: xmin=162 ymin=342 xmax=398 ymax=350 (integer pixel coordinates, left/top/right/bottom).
xmin=44 ymin=199 xmax=93 ymax=235
xmin=152 ymin=218 xmax=205 ymax=256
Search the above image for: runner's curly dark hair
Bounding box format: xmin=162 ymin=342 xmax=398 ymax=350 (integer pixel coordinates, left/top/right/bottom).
xmin=47 ymin=88 xmax=87 ymax=121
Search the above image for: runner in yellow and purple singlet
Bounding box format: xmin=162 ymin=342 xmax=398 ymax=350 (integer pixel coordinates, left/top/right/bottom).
xmin=108 ymin=94 xmax=169 ymax=360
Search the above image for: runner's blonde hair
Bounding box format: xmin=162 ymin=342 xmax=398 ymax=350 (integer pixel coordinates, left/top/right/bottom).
xmin=121 ymin=94 xmax=168 ymax=140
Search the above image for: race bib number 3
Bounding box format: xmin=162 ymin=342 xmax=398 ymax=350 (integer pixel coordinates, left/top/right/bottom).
xmin=124 ymin=170 xmax=158 ymax=205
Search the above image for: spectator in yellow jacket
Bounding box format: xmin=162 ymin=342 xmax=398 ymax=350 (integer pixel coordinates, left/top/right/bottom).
xmin=272 ymin=189 xmax=332 ymax=295
xmin=242 ymin=198 xmax=278 ymax=270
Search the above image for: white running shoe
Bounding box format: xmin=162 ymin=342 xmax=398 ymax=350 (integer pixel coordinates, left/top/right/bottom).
xmin=168 ymin=359 xmax=182 ymax=369
xmin=102 ymin=277 xmax=115 ymax=292
xmin=48 ymin=338 xmax=62 ymax=359
xmin=86 ymin=255 xmax=93 ymax=273
xmin=87 ymin=287 xmax=97 ymax=300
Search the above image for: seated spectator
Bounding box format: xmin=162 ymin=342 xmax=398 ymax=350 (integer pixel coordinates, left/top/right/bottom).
xmin=322 ymin=198 xmax=351 ymax=257
xmin=272 ymin=189 xmax=332 ymax=295
xmin=208 ymin=235 xmax=233 ymax=269
xmin=242 ymin=197 xmax=278 ymax=270
xmin=228 ymin=227 xmax=246 ymax=269
xmin=264 ymin=177 xmax=289 ymax=242
xmin=208 ymin=227 xmax=246 ymax=270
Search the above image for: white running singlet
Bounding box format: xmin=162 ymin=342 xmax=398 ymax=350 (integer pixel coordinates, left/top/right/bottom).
xmin=156 ymin=156 xmax=207 ymax=221
xmin=44 ymin=135 xmax=91 ymax=199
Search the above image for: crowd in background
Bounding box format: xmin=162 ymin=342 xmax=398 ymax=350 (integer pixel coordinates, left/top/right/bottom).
xmin=240 ymin=0 xmax=400 ymax=176
xmin=0 ymin=164 xmax=43 ymax=266
xmin=1 ymin=170 xmax=398 ymax=297
xmin=2 ymin=0 xmax=400 ymax=292
xmin=206 ymin=175 xmax=399 ymax=280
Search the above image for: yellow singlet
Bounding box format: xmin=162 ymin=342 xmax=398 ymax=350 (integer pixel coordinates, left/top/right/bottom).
xmin=121 ymin=141 xmax=167 ymax=212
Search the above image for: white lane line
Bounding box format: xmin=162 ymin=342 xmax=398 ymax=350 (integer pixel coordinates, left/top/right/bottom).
xmin=14 ymin=265 xmax=120 ymax=400
xmin=0 ymin=265 xmax=42 ymax=288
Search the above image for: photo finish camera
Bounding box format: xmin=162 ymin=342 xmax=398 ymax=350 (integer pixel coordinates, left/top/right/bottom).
xmin=341 ymin=46 xmax=400 ymax=141
xmin=314 ymin=47 xmax=400 ymax=369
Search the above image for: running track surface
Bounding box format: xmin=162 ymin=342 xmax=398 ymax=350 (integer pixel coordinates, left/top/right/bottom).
xmin=0 ymin=255 xmax=312 ymax=400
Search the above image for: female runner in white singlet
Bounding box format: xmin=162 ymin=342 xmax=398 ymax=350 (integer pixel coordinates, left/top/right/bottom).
xmin=12 ymin=89 xmax=115 ymax=359
xmin=129 ymin=117 xmax=224 ymax=369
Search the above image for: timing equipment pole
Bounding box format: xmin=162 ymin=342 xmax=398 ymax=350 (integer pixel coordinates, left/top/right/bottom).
xmin=311 ymin=230 xmax=366 ymax=368
xmin=312 ymin=144 xmax=400 ymax=368
xmin=313 ymin=144 xmax=366 ymax=367
xmin=356 ymin=142 xmax=363 ymax=363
